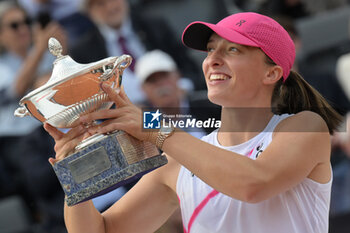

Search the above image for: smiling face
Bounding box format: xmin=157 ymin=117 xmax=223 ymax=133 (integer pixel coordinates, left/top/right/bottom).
xmin=202 ymin=33 xmax=279 ymax=108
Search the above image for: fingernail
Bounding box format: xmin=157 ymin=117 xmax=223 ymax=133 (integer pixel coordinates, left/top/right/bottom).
xmin=80 ymin=116 xmax=86 ymax=122
xmin=96 ymin=127 xmax=103 ymax=134
xmin=88 ymin=128 xmax=95 ymax=135
xmin=100 ymin=82 xmax=109 ymax=89
xmin=79 ymin=125 xmax=86 ymax=132
xmin=48 ymin=158 xmax=54 ymax=165
xmin=83 ymin=132 xmax=91 ymax=139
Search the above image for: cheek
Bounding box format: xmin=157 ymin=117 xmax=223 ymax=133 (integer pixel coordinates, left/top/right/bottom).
xmin=0 ymin=31 xmax=15 ymax=45
xmin=202 ymin=58 xmax=209 ymax=77
xmin=142 ymin=85 xmax=152 ymax=96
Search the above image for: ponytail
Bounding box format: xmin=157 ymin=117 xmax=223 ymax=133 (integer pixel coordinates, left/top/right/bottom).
xmin=271 ymin=70 xmax=343 ymax=134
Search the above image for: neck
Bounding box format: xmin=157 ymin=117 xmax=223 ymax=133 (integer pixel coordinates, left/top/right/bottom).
xmin=218 ymin=107 xmax=274 ymax=146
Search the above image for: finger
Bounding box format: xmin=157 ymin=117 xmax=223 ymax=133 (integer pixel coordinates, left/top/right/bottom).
xmin=43 ymin=123 xmax=63 ymax=140
xmin=82 ymin=131 xmax=93 ymax=140
xmin=86 ymin=119 xmax=116 ymax=135
xmin=91 ymin=118 xmax=128 ymax=134
xmin=45 ymin=22 xmax=60 ymax=33
xmin=119 ymin=86 xmax=132 ymax=104
xmin=80 ymin=108 xmax=124 ymax=124
xmin=53 ymin=125 xmax=87 ymax=150
xmin=48 ymin=157 xmax=57 ymax=166
xmin=101 ymin=82 xmax=126 ymax=107
xmin=64 ymin=125 xmax=87 ymax=142
xmin=55 ymin=133 xmax=86 ymax=160
xmin=55 ymin=152 xmax=67 ymax=162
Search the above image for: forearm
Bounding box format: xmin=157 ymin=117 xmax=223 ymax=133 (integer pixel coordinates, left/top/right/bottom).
xmin=162 ymin=131 xmax=264 ymax=201
xmin=14 ymin=47 xmax=46 ymax=96
xmin=64 ymin=200 xmax=106 ymax=233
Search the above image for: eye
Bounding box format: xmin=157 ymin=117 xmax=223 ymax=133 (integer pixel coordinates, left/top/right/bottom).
xmin=229 ymin=46 xmax=238 ymax=52
xmin=207 ymin=46 xmax=214 ymax=53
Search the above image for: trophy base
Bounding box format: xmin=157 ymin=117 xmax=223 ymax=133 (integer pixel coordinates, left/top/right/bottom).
xmin=52 ymin=131 xmax=167 ymax=206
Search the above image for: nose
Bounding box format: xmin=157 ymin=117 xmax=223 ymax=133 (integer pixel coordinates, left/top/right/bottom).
xmin=18 ymin=23 xmax=29 ymax=32
xmin=204 ymin=49 xmax=224 ymax=68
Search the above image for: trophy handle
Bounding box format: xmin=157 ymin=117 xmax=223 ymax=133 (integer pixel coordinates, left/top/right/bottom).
xmin=98 ymin=55 xmax=132 ymax=88
xmin=114 ymin=55 xmax=132 ymax=88
xmin=115 ymin=54 xmax=132 ymax=71
xmin=14 ymin=106 xmax=30 ymax=117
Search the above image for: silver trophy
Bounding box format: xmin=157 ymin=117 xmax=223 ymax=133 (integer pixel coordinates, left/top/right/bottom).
xmin=14 ymin=38 xmax=167 ymax=206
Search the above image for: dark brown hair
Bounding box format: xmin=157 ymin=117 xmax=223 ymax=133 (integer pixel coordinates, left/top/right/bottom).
xmin=264 ymin=54 xmax=343 ymax=134
xmin=271 ymin=70 xmax=343 ymax=134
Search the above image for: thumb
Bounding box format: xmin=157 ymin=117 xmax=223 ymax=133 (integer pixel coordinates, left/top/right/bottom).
xmin=119 ymin=85 xmax=132 ymax=104
xmin=101 ymin=82 xmax=126 ymax=107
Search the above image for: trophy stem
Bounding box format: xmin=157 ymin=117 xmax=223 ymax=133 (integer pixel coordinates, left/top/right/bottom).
xmin=75 ymin=133 xmax=108 ymax=150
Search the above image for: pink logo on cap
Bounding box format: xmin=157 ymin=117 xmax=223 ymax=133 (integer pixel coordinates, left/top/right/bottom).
xmin=182 ymin=12 xmax=295 ymax=81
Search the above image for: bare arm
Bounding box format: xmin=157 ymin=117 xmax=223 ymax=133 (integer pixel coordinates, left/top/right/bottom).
xmin=61 ymin=158 xmax=179 ymax=233
xmin=14 ymin=22 xmax=66 ymax=96
xmin=102 ymin=156 xmax=180 ymax=233
xmin=81 ymin=84 xmax=331 ymax=204
xmin=44 ymin=124 xmax=180 ymax=233
xmin=64 ymin=200 xmax=105 ymax=233
xmin=161 ymin=111 xmax=331 ymax=202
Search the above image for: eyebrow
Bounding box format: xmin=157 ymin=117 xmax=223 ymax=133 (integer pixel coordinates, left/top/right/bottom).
xmin=207 ymin=39 xmax=246 ymax=49
xmin=207 ymin=38 xmax=215 ymax=44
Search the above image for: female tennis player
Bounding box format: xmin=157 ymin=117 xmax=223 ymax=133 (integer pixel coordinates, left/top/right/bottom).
xmin=45 ymin=12 xmax=341 ymax=233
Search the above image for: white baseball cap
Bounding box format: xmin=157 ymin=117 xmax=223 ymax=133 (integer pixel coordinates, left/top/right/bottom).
xmin=336 ymin=53 xmax=350 ymax=100
xmin=135 ymin=50 xmax=177 ymax=84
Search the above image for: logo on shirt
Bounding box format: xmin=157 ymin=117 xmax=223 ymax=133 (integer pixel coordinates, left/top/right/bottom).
xmin=255 ymin=143 xmax=264 ymax=158
xmin=143 ymin=109 xmax=162 ymax=129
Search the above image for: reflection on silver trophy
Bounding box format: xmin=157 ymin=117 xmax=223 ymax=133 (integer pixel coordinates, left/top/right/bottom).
xmin=14 ymin=38 xmax=167 ymax=206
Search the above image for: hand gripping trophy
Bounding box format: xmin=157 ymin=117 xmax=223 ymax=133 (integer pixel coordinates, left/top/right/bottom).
xmin=14 ymin=38 xmax=167 ymax=206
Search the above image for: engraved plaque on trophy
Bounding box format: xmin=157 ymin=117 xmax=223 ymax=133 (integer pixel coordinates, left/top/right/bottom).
xmin=14 ymin=38 xmax=167 ymax=206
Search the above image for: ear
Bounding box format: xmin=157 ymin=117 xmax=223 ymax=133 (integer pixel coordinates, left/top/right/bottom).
xmin=263 ymin=65 xmax=283 ymax=85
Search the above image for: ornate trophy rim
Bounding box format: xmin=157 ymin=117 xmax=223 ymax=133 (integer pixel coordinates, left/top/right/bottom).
xmin=18 ymin=56 xmax=119 ymax=105
xmin=14 ymin=37 xmax=132 ymax=127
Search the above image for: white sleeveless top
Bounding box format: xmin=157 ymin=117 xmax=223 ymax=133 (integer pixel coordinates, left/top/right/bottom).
xmin=176 ymin=114 xmax=332 ymax=233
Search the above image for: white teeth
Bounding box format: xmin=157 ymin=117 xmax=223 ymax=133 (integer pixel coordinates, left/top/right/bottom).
xmin=210 ymin=74 xmax=229 ymax=80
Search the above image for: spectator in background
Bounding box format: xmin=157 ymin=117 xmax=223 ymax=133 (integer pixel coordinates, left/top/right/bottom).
xmin=0 ymin=1 xmax=67 ymax=232
xmin=301 ymin=0 xmax=348 ymax=15
xmin=332 ymin=53 xmax=350 ymax=213
xmin=17 ymin=0 xmax=94 ymax=48
xmin=258 ymin=0 xmax=310 ymax=19
xmin=0 ymin=0 xmax=66 ymax=136
xmin=257 ymin=0 xmax=348 ymax=18
xmin=135 ymin=49 xmax=221 ymax=136
xmin=69 ymin=0 xmax=203 ymax=104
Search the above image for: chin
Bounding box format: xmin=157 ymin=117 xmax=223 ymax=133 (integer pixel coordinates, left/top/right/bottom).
xmin=207 ymin=93 xmax=224 ymax=106
xmin=208 ymin=93 xmax=239 ymax=108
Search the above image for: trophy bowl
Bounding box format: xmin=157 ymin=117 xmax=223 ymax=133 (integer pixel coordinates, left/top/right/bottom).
xmin=14 ymin=38 xmax=167 ymax=206
xmin=14 ymin=37 xmax=128 ymax=128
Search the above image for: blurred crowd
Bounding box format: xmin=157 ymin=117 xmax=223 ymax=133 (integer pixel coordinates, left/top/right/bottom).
xmin=0 ymin=0 xmax=350 ymax=232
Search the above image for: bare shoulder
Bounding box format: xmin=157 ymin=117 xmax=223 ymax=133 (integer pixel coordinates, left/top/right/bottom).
xmin=274 ymin=111 xmax=331 ymax=166
xmin=275 ymin=111 xmax=329 ymax=134
xmin=270 ymin=111 xmax=332 ymax=183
